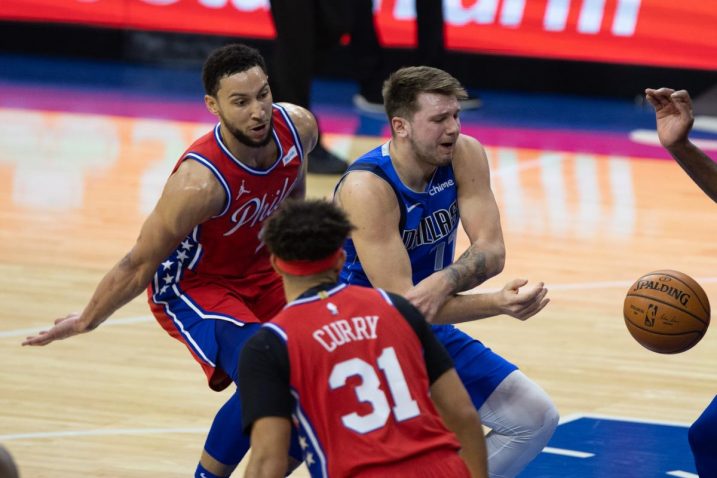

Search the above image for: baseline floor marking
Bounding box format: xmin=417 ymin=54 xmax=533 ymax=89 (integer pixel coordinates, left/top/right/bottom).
xmin=542 ymin=447 xmax=594 ymax=458
xmin=0 ymin=427 xmax=206 ymax=442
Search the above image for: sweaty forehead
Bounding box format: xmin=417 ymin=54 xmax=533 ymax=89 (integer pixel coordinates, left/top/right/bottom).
xmin=217 ymin=66 xmax=268 ymax=96
xmin=415 ymin=92 xmax=459 ymax=116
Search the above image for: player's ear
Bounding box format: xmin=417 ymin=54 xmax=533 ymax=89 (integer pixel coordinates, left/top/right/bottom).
xmin=205 ymin=95 xmax=220 ymax=117
xmin=391 ymin=116 xmax=409 ymax=138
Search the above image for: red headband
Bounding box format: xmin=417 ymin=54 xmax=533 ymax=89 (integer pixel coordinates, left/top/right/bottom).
xmin=274 ymin=248 xmax=343 ymax=276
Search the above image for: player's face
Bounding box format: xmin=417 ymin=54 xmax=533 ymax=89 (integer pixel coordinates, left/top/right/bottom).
xmin=406 ymin=92 xmax=461 ymax=167
xmin=209 ymin=66 xmax=274 ymax=148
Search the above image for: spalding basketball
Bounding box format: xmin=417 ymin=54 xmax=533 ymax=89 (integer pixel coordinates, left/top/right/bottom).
xmin=623 ymin=270 xmax=710 ymax=354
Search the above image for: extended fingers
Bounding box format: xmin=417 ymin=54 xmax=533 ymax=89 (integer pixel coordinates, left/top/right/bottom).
xmin=514 ymin=296 xmax=550 ymax=321
xmin=22 ymin=331 xmax=50 ymax=346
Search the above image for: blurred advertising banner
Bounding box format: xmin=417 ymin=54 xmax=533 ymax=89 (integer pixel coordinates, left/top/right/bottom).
xmin=2 ymin=0 xmax=715 ymax=70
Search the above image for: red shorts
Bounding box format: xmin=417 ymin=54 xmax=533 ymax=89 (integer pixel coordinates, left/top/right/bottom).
xmin=359 ymin=448 xmax=470 ymax=478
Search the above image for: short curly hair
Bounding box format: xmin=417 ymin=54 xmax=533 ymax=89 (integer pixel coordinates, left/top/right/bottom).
xmin=202 ymin=43 xmax=268 ymax=97
xmin=262 ymin=199 xmax=354 ymax=261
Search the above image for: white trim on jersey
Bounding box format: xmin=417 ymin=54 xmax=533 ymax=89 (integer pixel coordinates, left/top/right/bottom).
xmin=184 ymin=151 xmax=232 ymax=217
xmin=151 ymin=294 xmax=217 ymax=367
xmin=273 ymin=103 xmax=305 ymax=161
xmin=286 ymin=283 xmax=348 ymax=308
xmin=212 ymin=123 xmax=284 ymax=176
xmin=187 ymin=225 xmax=203 ymax=270
xmin=377 ymin=288 xmax=393 ymax=305
xmin=263 ymin=323 xmax=288 ymax=343
xmin=173 ymin=284 xmax=247 ymax=326
xmin=291 ymin=389 xmax=329 ymax=478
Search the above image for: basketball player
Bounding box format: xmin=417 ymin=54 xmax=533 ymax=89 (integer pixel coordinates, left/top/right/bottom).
xmin=646 ymin=86 xmax=717 ymax=477
xmin=334 ymin=66 xmax=559 ymax=478
xmin=239 ymin=199 xmax=488 ymax=478
xmin=22 ymin=44 xmax=316 ymax=478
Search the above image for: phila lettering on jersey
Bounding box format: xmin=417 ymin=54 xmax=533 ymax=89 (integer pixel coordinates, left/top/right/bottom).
xmin=337 ymin=142 xmax=459 ymax=287
xmin=264 ymin=284 xmax=461 ymax=477
xmin=149 ymin=104 xmax=304 ymax=302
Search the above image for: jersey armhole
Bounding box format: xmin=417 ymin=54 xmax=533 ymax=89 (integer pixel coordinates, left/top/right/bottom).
xmin=182 ymin=153 xmax=231 ymax=217
xmin=335 ymin=163 xmax=407 ymax=231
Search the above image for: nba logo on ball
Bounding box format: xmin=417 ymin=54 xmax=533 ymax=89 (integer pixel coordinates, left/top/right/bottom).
xmin=623 ymin=270 xmax=711 ymax=354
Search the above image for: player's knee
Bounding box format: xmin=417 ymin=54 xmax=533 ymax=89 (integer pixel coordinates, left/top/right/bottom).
xmin=527 ymin=396 xmax=559 ymax=446
xmin=540 ymin=400 xmax=560 ymax=442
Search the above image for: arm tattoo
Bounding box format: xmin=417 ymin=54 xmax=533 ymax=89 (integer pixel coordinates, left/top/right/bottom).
xmin=444 ymin=246 xmax=488 ymax=294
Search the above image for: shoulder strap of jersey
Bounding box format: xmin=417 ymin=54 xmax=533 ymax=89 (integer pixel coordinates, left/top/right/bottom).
xmin=339 ymin=162 xmax=406 ymax=231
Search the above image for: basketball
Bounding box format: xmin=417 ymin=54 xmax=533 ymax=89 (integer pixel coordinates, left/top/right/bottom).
xmin=623 ymin=270 xmax=710 ymax=354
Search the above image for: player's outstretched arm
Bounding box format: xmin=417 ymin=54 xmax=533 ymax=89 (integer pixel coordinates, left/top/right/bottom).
xmin=244 ymin=417 xmax=291 ymax=478
xmin=431 ymin=369 xmax=488 ymax=478
xmin=646 ymin=88 xmax=717 ymax=202
xmin=22 ymin=160 xmax=225 ymax=346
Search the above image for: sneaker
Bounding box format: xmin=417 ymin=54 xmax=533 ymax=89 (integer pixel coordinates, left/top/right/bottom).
xmin=353 ymin=93 xmax=386 ymax=114
xmin=308 ymin=143 xmax=348 ymax=175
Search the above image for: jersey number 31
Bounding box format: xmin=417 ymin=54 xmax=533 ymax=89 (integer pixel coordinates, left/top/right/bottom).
xmin=328 ymin=346 xmax=420 ymax=434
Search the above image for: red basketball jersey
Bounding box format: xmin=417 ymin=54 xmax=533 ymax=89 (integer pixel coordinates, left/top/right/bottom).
xmin=269 ymin=284 xmax=463 ymax=477
xmin=172 ymin=104 xmax=303 ymax=280
xmin=149 ymin=104 xmax=303 ymax=319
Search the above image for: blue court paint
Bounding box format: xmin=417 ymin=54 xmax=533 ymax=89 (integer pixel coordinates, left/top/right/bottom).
xmin=521 ymin=415 xmax=697 ymax=477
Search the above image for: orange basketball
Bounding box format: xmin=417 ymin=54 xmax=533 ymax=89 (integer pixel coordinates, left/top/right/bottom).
xmin=623 ymin=270 xmax=710 ymax=354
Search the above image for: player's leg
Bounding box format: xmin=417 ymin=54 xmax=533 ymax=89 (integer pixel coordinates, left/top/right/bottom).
xmin=477 ymin=370 xmax=558 ymax=478
xmin=689 ymin=395 xmax=717 ymax=477
xmin=195 ymin=321 xmax=261 ymax=477
xmin=433 ymin=325 xmax=558 ymax=478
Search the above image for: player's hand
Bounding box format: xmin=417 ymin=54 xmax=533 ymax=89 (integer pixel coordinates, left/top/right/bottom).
xmin=22 ymin=313 xmax=88 ymax=346
xmin=645 ymin=88 xmax=694 ymax=149
xmin=495 ymin=278 xmax=549 ymax=321
xmin=405 ymin=274 xmax=454 ymax=323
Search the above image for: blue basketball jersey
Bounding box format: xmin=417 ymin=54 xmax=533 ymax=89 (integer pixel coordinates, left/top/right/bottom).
xmin=336 ymin=142 xmax=518 ymax=411
xmin=338 ymin=142 xmax=460 ymax=287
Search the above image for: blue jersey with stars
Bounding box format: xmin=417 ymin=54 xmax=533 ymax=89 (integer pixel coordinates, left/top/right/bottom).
xmin=338 ymin=142 xmax=459 ymax=287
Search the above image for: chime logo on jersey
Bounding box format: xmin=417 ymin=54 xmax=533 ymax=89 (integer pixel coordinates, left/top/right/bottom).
xmin=401 ymin=201 xmax=458 ymax=250
xmin=223 ymin=177 xmax=293 ymax=236
xmin=427 ymin=178 xmax=455 ymax=196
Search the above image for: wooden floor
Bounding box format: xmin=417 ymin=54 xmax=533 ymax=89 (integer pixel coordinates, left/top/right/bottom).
xmin=1 ymin=109 xmax=716 ymax=477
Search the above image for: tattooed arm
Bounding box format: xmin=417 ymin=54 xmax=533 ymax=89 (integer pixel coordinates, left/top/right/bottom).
xmin=406 ymin=135 xmax=549 ymax=324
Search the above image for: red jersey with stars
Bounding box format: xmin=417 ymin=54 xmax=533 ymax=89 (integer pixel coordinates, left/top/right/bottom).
xmin=269 ymin=284 xmax=464 ymax=477
xmin=146 ymin=104 xmax=304 ymax=390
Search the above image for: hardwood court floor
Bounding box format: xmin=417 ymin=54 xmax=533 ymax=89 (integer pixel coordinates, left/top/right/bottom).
xmin=1 ymin=77 xmax=716 ymax=476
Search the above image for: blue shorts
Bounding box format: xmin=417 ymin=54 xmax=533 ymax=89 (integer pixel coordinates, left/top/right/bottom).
xmin=211 ymin=321 xmax=304 ymax=462
xmin=432 ymin=324 xmax=518 ymax=409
